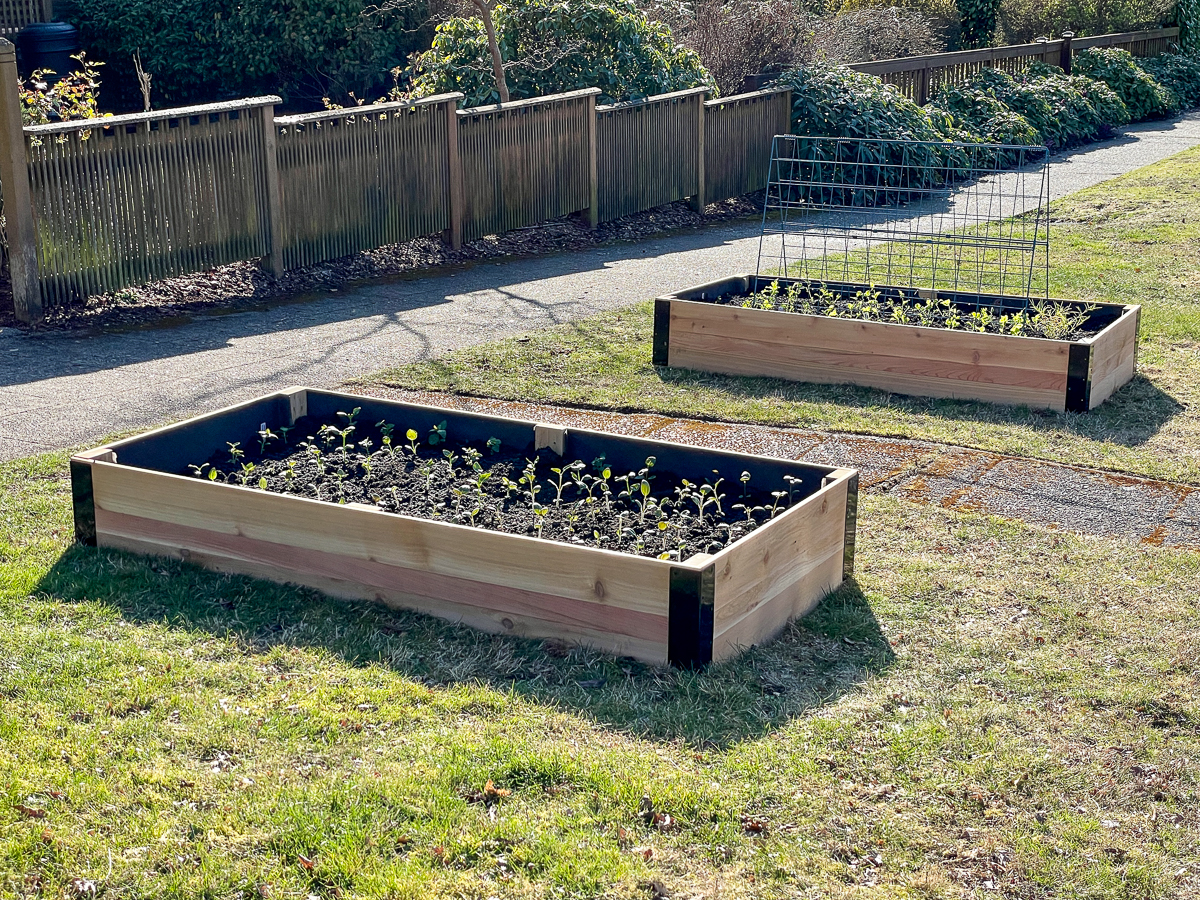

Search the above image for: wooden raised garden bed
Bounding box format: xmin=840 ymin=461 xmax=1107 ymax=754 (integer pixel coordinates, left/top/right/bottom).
xmin=654 ymin=275 xmax=1140 ymax=412
xmin=70 ymin=388 xmax=859 ymax=668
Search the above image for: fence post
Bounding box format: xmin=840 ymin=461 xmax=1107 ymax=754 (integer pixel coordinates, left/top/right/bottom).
xmin=446 ymin=97 xmax=464 ymax=249
xmin=692 ymin=94 xmax=706 ymax=213
xmin=1060 ymin=32 xmax=1074 ymax=74
xmin=42 ymin=0 xmax=54 ymax=19
xmin=586 ymin=92 xmax=598 ymax=228
xmin=0 ymin=39 xmax=41 ymax=323
xmin=259 ymin=103 xmax=285 ymax=278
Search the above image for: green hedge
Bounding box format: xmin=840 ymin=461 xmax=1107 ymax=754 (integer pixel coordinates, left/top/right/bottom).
xmin=1140 ymin=52 xmax=1200 ymax=109
xmin=60 ymin=0 xmax=432 ymax=109
xmin=1072 ymin=47 xmax=1179 ymax=120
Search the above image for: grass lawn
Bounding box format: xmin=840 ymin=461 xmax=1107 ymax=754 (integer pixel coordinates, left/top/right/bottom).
xmin=358 ymin=146 xmax=1200 ymax=485
xmin=3 ymin=449 xmax=1198 ymax=898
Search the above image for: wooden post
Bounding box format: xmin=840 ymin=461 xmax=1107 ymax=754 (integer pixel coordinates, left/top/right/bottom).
xmin=586 ymin=92 xmax=598 ymax=229
xmin=0 ymin=39 xmax=41 ymax=323
xmin=1060 ymin=31 xmax=1074 ymax=74
xmin=42 ymin=0 xmax=54 ymax=20
xmin=692 ymin=94 xmax=706 ymax=213
xmin=446 ymin=96 xmax=464 ymax=250
xmin=259 ymin=102 xmax=285 ymax=278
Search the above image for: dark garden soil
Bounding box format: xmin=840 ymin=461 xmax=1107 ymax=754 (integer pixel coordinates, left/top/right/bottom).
xmin=718 ymin=282 xmax=1107 ymax=341
xmin=0 ymin=194 xmax=763 ymax=333
xmin=195 ymin=408 xmax=803 ymax=561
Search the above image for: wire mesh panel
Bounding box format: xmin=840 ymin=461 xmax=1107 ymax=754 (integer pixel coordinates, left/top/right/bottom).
xmin=758 ymin=135 xmax=1050 ymax=302
xmin=276 ymin=95 xmax=456 ymax=270
xmin=25 ymin=98 xmax=278 ymax=308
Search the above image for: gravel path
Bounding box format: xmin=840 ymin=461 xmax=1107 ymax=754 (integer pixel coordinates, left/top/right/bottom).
xmin=363 ymin=389 xmax=1200 ymax=550
xmin=1 ymin=112 xmax=1198 ymax=461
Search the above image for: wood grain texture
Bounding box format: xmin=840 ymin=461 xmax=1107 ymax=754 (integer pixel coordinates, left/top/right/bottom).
xmin=96 ymin=507 xmax=669 ymax=663
xmin=1086 ymin=306 xmax=1139 ymax=410
xmin=709 ymin=475 xmax=849 ymax=660
xmin=92 ymin=462 xmax=672 ymax=617
xmin=667 ymin=299 xmax=1073 ymax=410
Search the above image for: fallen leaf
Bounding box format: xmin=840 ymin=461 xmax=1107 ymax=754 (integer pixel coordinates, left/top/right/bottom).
xmin=740 ymin=814 xmax=768 ymax=835
xmin=483 ymin=779 xmax=511 ymax=802
xmin=630 ymin=845 xmax=654 ymax=861
xmin=297 ymin=854 xmax=315 ymax=870
xmin=15 ymin=804 xmax=46 ymax=819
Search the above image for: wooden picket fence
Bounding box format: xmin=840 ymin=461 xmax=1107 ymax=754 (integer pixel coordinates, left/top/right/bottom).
xmin=0 ymin=24 xmax=1182 ymax=322
xmin=0 ymin=0 xmax=51 ymax=36
xmin=848 ymin=27 xmax=1181 ymax=104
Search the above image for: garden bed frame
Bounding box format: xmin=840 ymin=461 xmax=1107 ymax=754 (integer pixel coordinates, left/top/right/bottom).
xmin=70 ymin=388 xmax=859 ymax=668
xmin=654 ymin=275 xmax=1140 ymax=412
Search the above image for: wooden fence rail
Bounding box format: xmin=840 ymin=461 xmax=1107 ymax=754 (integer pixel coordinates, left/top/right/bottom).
xmin=0 ymin=25 xmax=1182 ymax=321
xmin=849 ymin=27 xmax=1181 ymax=103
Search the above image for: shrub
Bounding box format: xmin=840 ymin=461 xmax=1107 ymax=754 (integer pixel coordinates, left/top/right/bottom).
xmin=1072 ymin=47 xmax=1178 ymax=120
xmin=812 ymin=6 xmax=946 ymax=62
xmin=19 ymin=55 xmax=107 ymax=126
xmin=1140 ymin=52 xmax=1200 ymax=109
xmin=411 ymin=0 xmax=713 ymax=105
xmin=1182 ymin=0 xmax=1200 ymax=56
xmin=670 ymin=0 xmax=816 ymax=95
xmin=777 ymin=63 xmax=947 ymax=139
xmin=60 ymin=0 xmax=433 ymax=109
xmin=957 ymin=0 xmax=1000 ymax=48
xmin=995 ymin=0 xmax=1174 ymax=45
xmin=931 ymin=81 xmax=1040 ymax=144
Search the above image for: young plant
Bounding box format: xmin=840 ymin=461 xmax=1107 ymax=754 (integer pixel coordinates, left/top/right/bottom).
xmin=257 ymin=427 xmax=277 ymax=454
xmin=428 ymin=420 xmax=447 ymax=446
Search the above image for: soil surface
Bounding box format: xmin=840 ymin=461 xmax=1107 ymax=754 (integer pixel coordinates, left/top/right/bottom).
xmin=195 ymin=409 xmax=804 ymax=560
xmin=717 ymin=283 xmax=1106 ymax=340
xmin=1 ymin=194 xmax=762 ymax=333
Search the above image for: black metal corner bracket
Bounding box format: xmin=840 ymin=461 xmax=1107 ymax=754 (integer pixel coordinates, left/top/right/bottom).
xmin=70 ymin=458 xmax=98 ymax=547
xmin=842 ymin=472 xmax=860 ymax=579
xmin=652 ymin=297 xmax=672 ymax=367
xmin=668 ymin=563 xmax=715 ymax=669
xmin=1065 ymin=343 xmax=1092 ymax=413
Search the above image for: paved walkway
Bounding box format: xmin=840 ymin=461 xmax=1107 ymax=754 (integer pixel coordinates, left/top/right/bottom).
xmin=367 ymin=389 xmax=1200 ymax=550
xmin=1 ymin=113 xmax=1199 ymax=461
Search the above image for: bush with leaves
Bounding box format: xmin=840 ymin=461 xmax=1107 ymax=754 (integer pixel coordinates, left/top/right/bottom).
xmin=1140 ymin=52 xmax=1200 ymax=109
xmin=932 ymin=80 xmax=1039 ymax=145
xmin=60 ymin=0 xmax=433 ymax=109
xmin=995 ymin=0 xmax=1175 ymax=45
xmin=1072 ymin=46 xmax=1178 ymax=120
xmin=1182 ymin=0 xmax=1200 ymax=56
xmin=19 ymin=55 xmax=108 ymax=126
xmin=411 ymin=0 xmax=713 ymax=105
xmin=778 ymin=63 xmax=947 ymax=140
xmin=940 ymin=64 xmax=1128 ymax=150
xmin=956 ymin=0 xmax=1000 ymax=48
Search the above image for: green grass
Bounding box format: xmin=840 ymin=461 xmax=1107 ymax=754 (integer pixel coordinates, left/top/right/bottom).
xmin=3 ymin=452 xmax=1198 ymax=898
xmin=358 ymin=146 xmax=1200 ymax=484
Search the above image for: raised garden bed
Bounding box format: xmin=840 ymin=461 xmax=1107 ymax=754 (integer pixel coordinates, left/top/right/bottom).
xmin=70 ymin=389 xmax=859 ymax=668
xmin=653 ymin=275 xmax=1140 ymax=412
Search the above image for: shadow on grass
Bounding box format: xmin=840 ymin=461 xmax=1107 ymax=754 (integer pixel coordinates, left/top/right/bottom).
xmin=38 ymin=544 xmax=894 ymax=750
xmin=655 ymin=367 xmax=1185 ymax=450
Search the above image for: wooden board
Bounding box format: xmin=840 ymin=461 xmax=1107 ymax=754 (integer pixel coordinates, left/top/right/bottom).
xmin=667 ymin=299 xmax=1073 ymax=410
xmin=709 ymin=473 xmax=850 ymax=660
xmin=1086 ymin=305 xmax=1140 ymax=410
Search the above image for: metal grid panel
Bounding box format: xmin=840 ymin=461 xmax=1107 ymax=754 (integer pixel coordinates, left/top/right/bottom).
xmin=757 ymin=135 xmax=1051 ymax=302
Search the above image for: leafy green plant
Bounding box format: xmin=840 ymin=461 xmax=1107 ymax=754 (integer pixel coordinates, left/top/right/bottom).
xmin=1073 ymin=47 xmax=1178 ymax=120
xmin=19 ymin=54 xmax=108 ymax=127
xmin=1140 ymin=52 xmax=1200 ymax=110
xmin=957 ymin=0 xmax=1000 ymax=49
xmin=410 ymin=0 xmax=714 ymax=106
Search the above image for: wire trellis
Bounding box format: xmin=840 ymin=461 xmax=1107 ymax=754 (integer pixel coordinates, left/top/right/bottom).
xmin=757 ymin=136 xmax=1051 ymax=303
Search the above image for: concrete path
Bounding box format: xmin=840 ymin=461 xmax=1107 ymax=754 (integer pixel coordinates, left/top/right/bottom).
xmin=1 ymin=113 xmax=1199 ymax=461
xmin=367 ymin=389 xmax=1200 ymax=550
